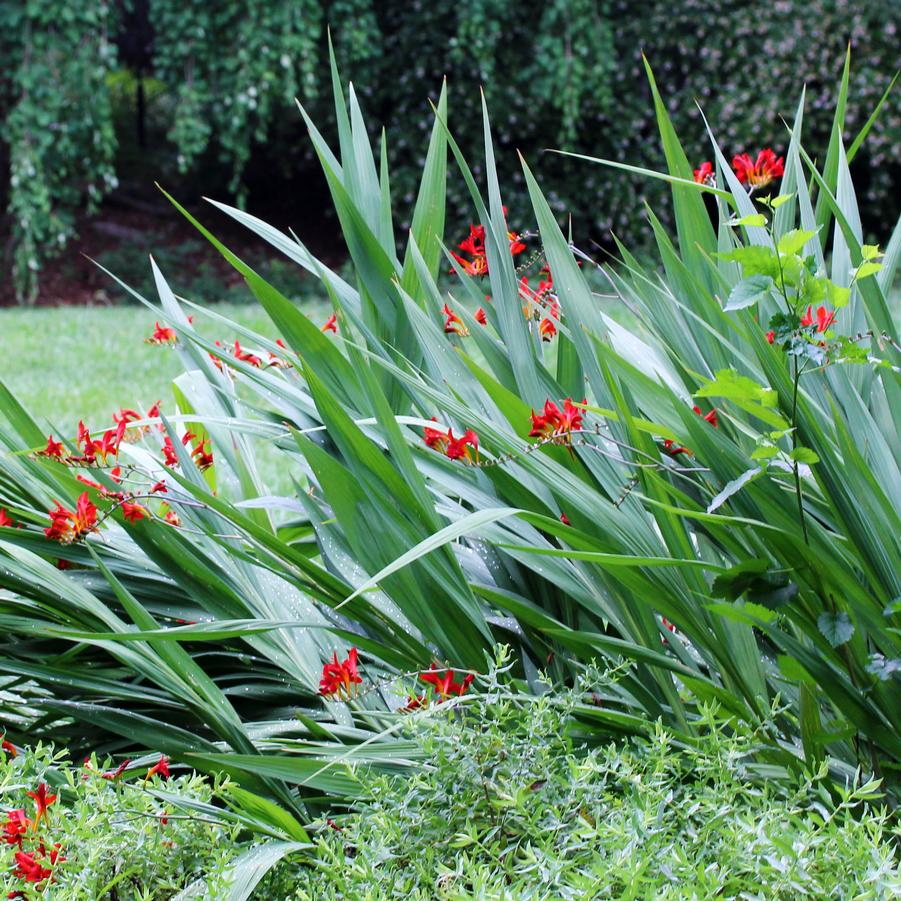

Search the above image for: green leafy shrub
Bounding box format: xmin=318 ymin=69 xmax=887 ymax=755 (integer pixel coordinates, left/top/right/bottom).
xmin=0 ymin=742 xmax=238 ymax=898
xmin=0 ymin=47 xmax=898 ymax=837
xmin=264 ymin=672 xmax=900 ymax=899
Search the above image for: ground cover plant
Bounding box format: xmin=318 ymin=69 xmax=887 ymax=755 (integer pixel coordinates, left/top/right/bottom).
xmin=0 ymin=45 xmax=898 ymax=894
xmin=0 ymin=740 xmax=240 ymax=898
xmin=264 ymin=663 xmax=900 ymax=899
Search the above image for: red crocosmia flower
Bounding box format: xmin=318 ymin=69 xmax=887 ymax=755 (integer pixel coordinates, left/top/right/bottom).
xmin=1 ymin=737 xmax=17 ymax=757
xmin=100 ymin=759 xmax=131 ymax=780
xmin=27 ymin=783 xmax=57 ymax=829
xmin=445 ymin=429 xmax=479 ymax=463
xmin=450 ymin=224 xmax=489 ymax=276
xmin=318 ymin=647 xmax=363 ymax=700
xmin=113 ymin=408 xmax=141 ymax=426
xmin=766 ymin=330 xmax=775 ymax=344
xmin=161 ymin=436 xmax=179 ymax=467
xmin=529 ymin=398 xmax=584 ymax=442
xmin=692 ymin=405 xmax=719 ymax=428
xmin=2 ymin=809 xmax=29 ymax=848
xmin=233 ymin=340 xmax=262 ymax=367
xmin=44 ymin=493 xmax=98 ymax=543
xmin=321 ymin=314 xmax=338 ymax=334
xmin=145 ymin=755 xmax=170 ymax=782
xmin=732 ymin=148 xmax=784 ymax=189
xmin=276 ymin=338 xmax=287 ymax=349
xmin=76 ymin=474 xmax=104 ymax=491
xmin=147 ymin=322 xmax=177 ymax=345
xmin=800 ymin=305 xmax=835 ymax=333
xmin=38 ymin=435 xmax=65 ymax=459
xmin=423 ymin=418 xmax=449 ymax=453
xmin=663 ymin=439 xmax=691 ymax=456
xmin=443 ymin=303 xmax=469 ymax=336
xmin=398 ymin=694 xmax=426 ymax=713
xmin=0 ymin=509 xmax=14 ymax=528
xmin=190 ymin=439 xmax=214 ymax=470
xmin=150 ymin=480 xmax=167 ymax=494
xmin=13 ymin=850 xmax=53 ymax=883
xmin=121 ymin=502 xmax=146 ymax=523
xmin=420 ymin=663 xmax=475 ymax=701
xmin=475 ymin=307 xmax=487 ymax=326
xmin=95 ymin=421 xmax=126 ymax=464
xmin=693 ymin=161 xmax=714 ymax=185
xmin=560 ymin=513 xmax=571 ymax=526
xmin=538 ymin=317 xmax=557 ymax=341
xmin=164 ymin=509 xmax=181 ymax=527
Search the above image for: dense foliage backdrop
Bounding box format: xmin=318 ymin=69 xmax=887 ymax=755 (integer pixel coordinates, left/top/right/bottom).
xmin=1 ymin=0 xmax=898 ymax=301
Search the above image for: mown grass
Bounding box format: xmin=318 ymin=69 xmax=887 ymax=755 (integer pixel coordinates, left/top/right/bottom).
xmin=0 ymin=303 xmax=323 ymax=434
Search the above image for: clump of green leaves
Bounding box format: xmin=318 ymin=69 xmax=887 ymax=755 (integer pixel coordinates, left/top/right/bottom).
xmin=0 ymin=743 xmax=239 ymax=899
xmin=263 ymin=672 xmax=901 ymax=899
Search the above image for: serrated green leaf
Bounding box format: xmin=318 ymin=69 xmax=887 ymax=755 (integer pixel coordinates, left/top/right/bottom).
xmin=817 ymin=611 xmax=855 ymax=648
xmin=724 ymin=274 xmax=774 ymax=312
xmin=778 ymin=229 xmax=818 ymax=257
xmin=789 ymin=447 xmax=820 ymax=464
xmin=855 ymin=260 xmax=883 ymax=280
xmin=735 ymin=214 xmax=767 ymax=227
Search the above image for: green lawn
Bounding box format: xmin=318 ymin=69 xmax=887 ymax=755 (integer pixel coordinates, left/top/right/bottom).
xmin=1 ymin=302 xmax=321 ymax=434
xmin=1 ymin=302 xmax=328 ymax=494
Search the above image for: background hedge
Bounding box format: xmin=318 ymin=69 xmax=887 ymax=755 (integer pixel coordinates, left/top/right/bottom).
xmin=1 ymin=0 xmax=898 ymax=301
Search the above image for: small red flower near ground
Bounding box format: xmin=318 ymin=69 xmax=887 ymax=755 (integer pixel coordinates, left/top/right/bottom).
xmin=693 ymin=161 xmax=714 ymax=185
xmin=560 ymin=512 xmax=571 ymax=526
xmin=732 ymin=149 xmax=784 ymax=189
xmin=1 ymin=737 xmax=17 ymax=757
xmin=13 ymin=850 xmax=53 ymax=883
xmin=319 ymin=647 xmax=363 ymax=700
xmin=800 ymin=305 xmax=835 ymax=332
xmin=766 ymin=330 xmax=775 ymax=344
xmin=44 ymin=493 xmax=98 ymax=543
xmin=3 ymin=810 xmax=29 ymax=848
xmin=144 ymin=755 xmax=171 ymax=782
xmin=398 ymin=695 xmax=426 ymax=713
xmin=420 ymin=664 xmax=475 ymax=701
xmin=27 ymin=783 xmax=57 ymax=830
xmin=0 ymin=509 xmax=14 ymax=528
xmin=321 ymin=314 xmax=338 ymax=333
